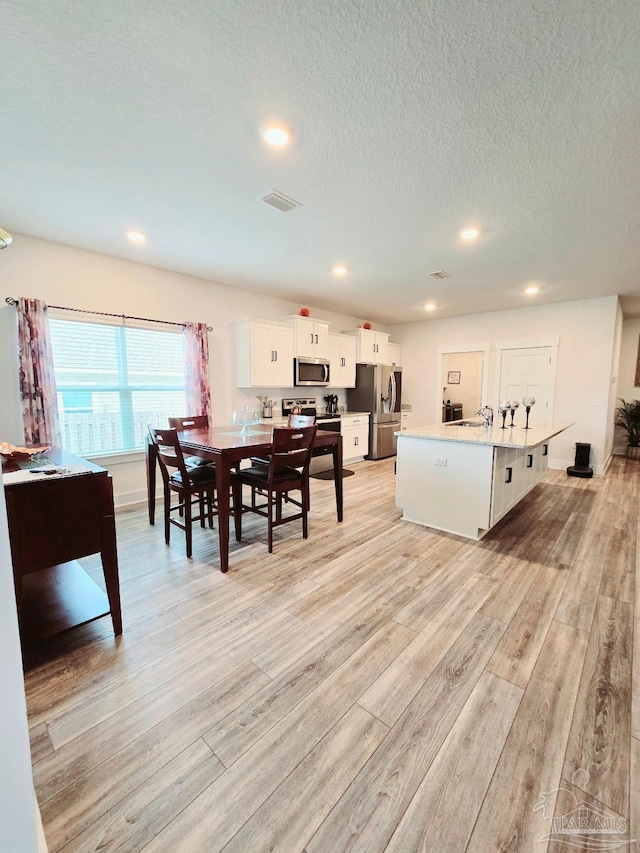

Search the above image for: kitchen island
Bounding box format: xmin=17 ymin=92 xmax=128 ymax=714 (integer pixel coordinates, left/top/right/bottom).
xmin=395 ymin=421 xmax=572 ymax=540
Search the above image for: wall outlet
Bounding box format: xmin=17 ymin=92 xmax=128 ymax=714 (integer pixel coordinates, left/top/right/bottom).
xmin=594 ymin=399 xmax=606 ymax=407
xmin=433 ymin=456 xmax=447 ymax=467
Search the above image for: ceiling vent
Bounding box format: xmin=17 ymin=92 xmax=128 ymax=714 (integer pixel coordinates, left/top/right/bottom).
xmin=428 ymin=270 xmax=452 ymax=280
xmin=260 ymin=190 xmax=302 ymax=213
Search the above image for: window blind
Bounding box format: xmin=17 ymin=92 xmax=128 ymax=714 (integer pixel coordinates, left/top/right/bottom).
xmin=49 ymin=317 xmax=187 ymax=455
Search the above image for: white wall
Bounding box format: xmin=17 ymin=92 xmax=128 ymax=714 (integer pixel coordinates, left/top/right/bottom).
xmin=0 ymin=234 xmax=390 ymax=505
xmin=0 ymin=486 xmax=41 ymax=852
xmin=392 ymin=296 xmax=619 ymax=474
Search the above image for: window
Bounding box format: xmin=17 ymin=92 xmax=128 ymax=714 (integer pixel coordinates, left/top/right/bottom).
xmin=49 ymin=317 xmax=187 ymax=455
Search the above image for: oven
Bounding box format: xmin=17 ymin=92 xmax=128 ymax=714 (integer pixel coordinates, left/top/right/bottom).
xmin=282 ymin=398 xmax=341 ymax=474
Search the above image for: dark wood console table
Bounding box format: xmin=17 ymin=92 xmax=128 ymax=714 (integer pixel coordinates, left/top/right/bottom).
xmin=3 ymin=447 xmax=122 ymax=646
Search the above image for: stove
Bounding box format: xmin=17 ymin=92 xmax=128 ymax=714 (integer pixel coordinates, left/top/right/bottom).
xmin=282 ymin=398 xmax=340 ymax=474
xmin=281 ymin=398 xmax=340 ymax=424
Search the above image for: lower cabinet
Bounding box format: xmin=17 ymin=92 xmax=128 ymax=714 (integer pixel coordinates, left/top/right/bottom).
xmin=490 ymin=442 xmax=549 ymax=526
xmin=341 ymin=415 xmax=369 ymax=463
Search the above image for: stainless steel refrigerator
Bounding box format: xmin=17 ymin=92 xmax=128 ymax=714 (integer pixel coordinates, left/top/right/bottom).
xmin=347 ymin=363 xmax=402 ymax=459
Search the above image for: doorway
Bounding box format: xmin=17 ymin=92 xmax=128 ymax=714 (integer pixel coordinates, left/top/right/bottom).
xmin=435 ymin=343 xmax=491 ymax=423
xmin=442 ymin=352 xmax=484 ymax=421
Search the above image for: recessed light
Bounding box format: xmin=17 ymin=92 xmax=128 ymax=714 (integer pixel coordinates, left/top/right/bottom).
xmin=460 ymin=227 xmax=480 ymax=240
xmin=525 ymin=285 xmax=539 ymax=295
xmin=126 ymin=230 xmax=147 ymax=244
xmin=262 ymin=124 xmax=291 ymax=147
xmin=424 ymin=303 xmax=436 ymax=311
xmin=332 ymin=265 xmax=348 ymax=276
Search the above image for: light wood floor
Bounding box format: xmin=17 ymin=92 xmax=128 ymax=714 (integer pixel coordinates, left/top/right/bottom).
xmin=24 ymin=456 xmax=639 ymax=852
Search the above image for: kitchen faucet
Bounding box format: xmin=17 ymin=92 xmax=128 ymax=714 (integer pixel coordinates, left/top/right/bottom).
xmin=473 ymin=405 xmax=494 ymax=427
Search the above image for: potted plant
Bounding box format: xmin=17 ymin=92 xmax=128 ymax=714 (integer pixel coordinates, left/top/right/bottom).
xmin=615 ymin=399 xmax=640 ymax=459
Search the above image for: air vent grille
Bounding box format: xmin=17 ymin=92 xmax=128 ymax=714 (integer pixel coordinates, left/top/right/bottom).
xmin=260 ymin=190 xmax=302 ymax=213
xmin=428 ymin=270 xmax=452 ymax=280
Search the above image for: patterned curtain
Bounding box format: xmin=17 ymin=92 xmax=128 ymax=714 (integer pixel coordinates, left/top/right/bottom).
xmin=183 ymin=322 xmax=211 ymax=421
xmin=17 ymin=297 xmax=61 ymax=445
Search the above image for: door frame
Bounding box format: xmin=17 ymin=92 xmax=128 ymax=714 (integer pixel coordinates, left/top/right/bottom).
xmin=494 ymin=337 xmax=559 ymax=422
xmin=435 ymin=342 xmax=491 ymax=423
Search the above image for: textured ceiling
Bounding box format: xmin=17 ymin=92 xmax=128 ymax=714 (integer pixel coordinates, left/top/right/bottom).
xmin=3 ymin=0 xmax=640 ymax=323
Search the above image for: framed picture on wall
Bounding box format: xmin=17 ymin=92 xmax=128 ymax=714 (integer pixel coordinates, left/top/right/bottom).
xmin=447 ymin=370 xmax=461 ymax=384
xmin=635 ymin=336 xmax=640 ymax=386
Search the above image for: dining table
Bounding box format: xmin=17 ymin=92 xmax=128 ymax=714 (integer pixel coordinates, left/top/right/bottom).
xmin=146 ymin=423 xmax=343 ymax=573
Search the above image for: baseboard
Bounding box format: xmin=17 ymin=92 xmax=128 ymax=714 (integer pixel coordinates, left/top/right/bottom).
xmin=114 ymin=488 xmax=162 ymax=509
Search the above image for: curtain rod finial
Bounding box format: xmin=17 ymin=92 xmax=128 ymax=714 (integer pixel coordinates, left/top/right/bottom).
xmin=5 ymin=297 xmax=18 ymax=306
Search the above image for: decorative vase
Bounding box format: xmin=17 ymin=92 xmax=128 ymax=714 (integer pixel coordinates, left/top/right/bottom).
xmin=626 ymin=445 xmax=640 ymax=460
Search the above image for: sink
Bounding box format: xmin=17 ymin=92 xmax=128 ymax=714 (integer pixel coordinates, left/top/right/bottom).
xmin=447 ymin=420 xmax=486 ymax=427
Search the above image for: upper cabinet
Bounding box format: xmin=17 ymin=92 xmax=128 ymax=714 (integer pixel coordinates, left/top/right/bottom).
xmin=343 ymin=329 xmax=390 ymax=364
xmin=282 ymin=315 xmax=330 ymax=359
xmin=234 ymin=318 xmax=294 ymax=388
xmin=328 ymin=333 xmax=357 ymax=388
xmin=387 ymin=342 xmax=401 ymax=366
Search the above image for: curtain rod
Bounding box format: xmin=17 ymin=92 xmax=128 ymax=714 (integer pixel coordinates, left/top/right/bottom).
xmin=4 ymin=297 xmax=212 ymax=332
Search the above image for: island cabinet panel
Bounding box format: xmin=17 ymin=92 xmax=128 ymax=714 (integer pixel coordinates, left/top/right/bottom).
xmin=491 ymin=446 xmax=521 ymax=526
xmin=396 ymin=422 xmax=571 ymax=541
xmin=396 ymin=436 xmax=495 ymax=539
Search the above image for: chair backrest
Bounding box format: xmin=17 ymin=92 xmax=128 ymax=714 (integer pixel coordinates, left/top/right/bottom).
xmin=269 ymin=425 xmax=317 ymax=484
xmin=287 ymin=414 xmax=316 ymax=428
xmin=150 ymin=427 xmax=190 ymax=484
xmin=168 ymin=415 xmax=209 ymax=431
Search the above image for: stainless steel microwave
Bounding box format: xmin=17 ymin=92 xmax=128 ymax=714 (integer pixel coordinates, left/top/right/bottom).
xmin=294 ymin=357 xmax=330 ymax=387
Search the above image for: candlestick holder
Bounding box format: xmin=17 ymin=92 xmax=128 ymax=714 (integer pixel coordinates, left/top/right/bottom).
xmin=522 ymin=396 xmax=536 ymax=429
xmin=509 ymin=400 xmax=519 ymax=428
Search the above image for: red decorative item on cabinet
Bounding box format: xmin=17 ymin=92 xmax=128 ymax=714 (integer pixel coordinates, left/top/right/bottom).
xmin=363 ymin=322 xmax=372 ymax=330
xmin=299 ymin=307 xmax=310 ymax=317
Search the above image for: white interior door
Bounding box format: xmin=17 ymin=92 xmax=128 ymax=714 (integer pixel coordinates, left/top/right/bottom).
xmin=498 ymin=347 xmax=555 ymax=427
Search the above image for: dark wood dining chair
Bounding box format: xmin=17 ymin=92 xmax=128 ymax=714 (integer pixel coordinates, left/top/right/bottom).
xmin=232 ymin=425 xmax=317 ymax=553
xmin=150 ymin=427 xmax=218 ymax=558
xmin=250 ymin=413 xmax=316 ymax=507
xmin=168 ymin=415 xmax=212 ymax=469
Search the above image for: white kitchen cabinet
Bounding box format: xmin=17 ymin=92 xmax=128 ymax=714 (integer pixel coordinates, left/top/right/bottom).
xmin=328 ymin=333 xmax=356 ymax=388
xmin=490 ymin=442 xmax=549 ymax=527
xmin=341 ymin=414 xmax=369 ymax=463
xmin=234 ymin=318 xmax=294 ymax=388
xmin=400 ymin=410 xmax=412 ymax=432
xmin=388 ymin=342 xmax=402 ymax=366
xmin=343 ymin=329 xmax=389 ymax=364
xmin=282 ymin=315 xmax=330 ymax=359
xmin=490 ymin=446 xmax=520 ymax=526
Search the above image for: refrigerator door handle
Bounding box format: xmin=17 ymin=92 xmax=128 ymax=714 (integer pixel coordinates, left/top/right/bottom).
xmin=390 ymin=372 xmax=397 ymax=415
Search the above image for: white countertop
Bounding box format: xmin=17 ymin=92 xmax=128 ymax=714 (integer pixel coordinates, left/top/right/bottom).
xmin=398 ymin=420 xmax=573 ymax=449
xmin=258 ymin=411 xmax=370 ymax=426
